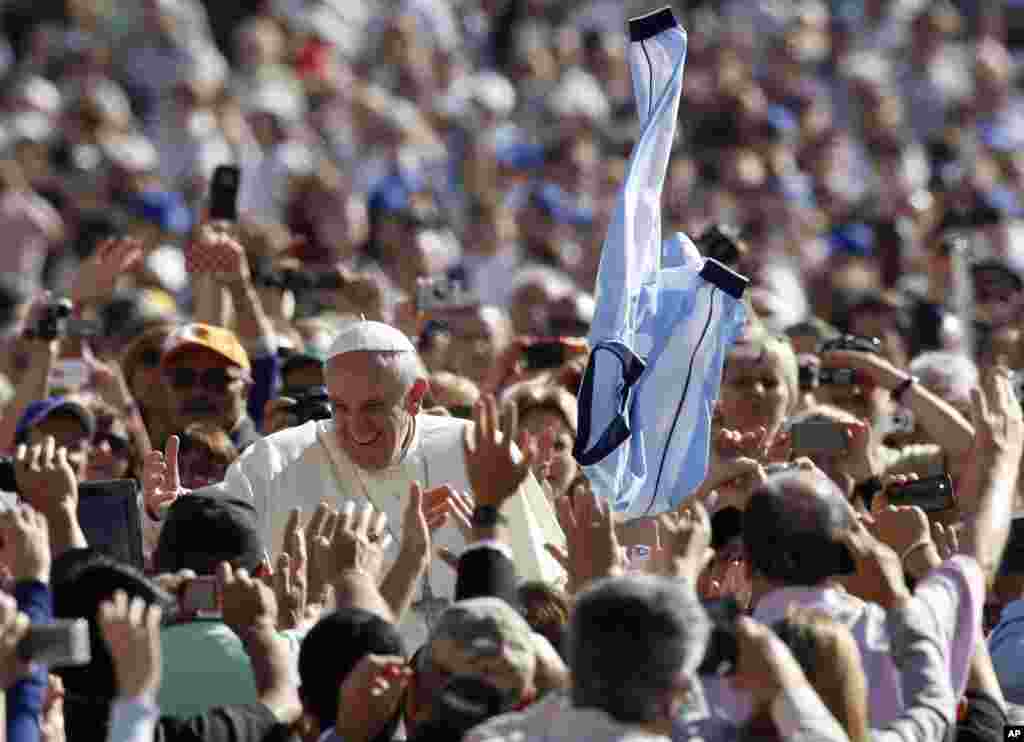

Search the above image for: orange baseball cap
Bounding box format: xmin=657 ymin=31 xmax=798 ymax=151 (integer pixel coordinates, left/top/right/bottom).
xmin=162 ymin=323 xmax=251 ymax=371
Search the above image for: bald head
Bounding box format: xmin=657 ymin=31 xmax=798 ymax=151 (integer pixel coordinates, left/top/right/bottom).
xmin=744 ymin=470 xmax=855 ymax=586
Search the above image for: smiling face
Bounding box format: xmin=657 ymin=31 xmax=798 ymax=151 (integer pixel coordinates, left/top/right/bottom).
xmin=719 ymin=346 xmax=794 ymax=437
xmin=326 ymin=351 xmax=426 ymax=471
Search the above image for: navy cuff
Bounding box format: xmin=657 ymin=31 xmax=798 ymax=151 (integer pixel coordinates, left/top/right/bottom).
xmin=629 ymin=7 xmax=677 ymax=42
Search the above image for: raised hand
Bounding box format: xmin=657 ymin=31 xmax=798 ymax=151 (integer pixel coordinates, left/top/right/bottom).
xmin=651 ymin=500 xmax=714 ymax=585
xmin=98 ymin=591 xmax=163 ymax=700
xmin=187 ymin=225 xmax=252 ymax=288
xmin=218 ymin=562 xmax=279 ymax=637
xmin=71 ymin=237 xmax=144 ymax=306
xmin=142 ymin=436 xmax=187 ymax=518
xmin=0 ymin=505 xmax=51 ymax=584
xmin=274 ymin=509 xmax=309 ymax=631
xmin=463 ymin=394 xmax=535 ymax=508
xmin=323 ymin=502 xmax=391 ymax=585
xmin=837 ymin=512 xmax=910 ymax=610
xmin=15 ymin=438 xmax=78 ymax=515
xmin=732 ymin=616 xmax=811 ymax=706
xmin=545 ymin=486 xmax=626 ymax=594
xmin=304 ymin=502 xmax=337 ymax=608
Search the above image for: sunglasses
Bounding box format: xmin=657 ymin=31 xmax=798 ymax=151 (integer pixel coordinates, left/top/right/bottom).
xmin=93 ymin=431 xmax=131 ymax=458
xmin=166 ymin=368 xmax=247 ymax=392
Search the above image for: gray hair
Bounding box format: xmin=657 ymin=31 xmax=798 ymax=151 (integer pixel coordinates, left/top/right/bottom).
xmin=570 ymin=576 xmax=709 ymax=724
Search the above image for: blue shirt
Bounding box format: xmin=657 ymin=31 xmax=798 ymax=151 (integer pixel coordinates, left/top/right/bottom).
xmin=989 ymin=598 xmax=1024 ymax=704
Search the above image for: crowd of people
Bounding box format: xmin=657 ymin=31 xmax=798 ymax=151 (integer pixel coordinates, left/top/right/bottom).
xmin=0 ymin=0 xmax=1022 ymax=741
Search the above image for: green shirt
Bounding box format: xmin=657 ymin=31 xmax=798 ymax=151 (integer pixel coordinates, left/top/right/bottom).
xmin=158 ymin=621 xmax=259 ymax=717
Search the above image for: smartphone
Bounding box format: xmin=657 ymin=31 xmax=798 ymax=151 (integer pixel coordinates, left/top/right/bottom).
xmin=698 ymin=596 xmax=740 ymax=676
xmin=523 ymin=340 xmax=567 ymax=370
xmin=181 ymin=576 xmax=221 ymax=619
xmin=818 ymin=367 xmax=857 ymax=386
xmin=18 ymin=619 xmax=91 ymax=668
xmin=790 ymin=419 xmax=849 ymax=455
xmin=885 ymin=474 xmax=956 ymax=513
xmin=208 ymin=165 xmax=241 ymax=222
xmin=416 ymin=276 xmax=476 ymax=312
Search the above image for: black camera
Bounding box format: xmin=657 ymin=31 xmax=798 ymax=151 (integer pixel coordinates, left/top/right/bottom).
xmin=24 ymin=299 xmax=98 ymax=342
xmin=818 ymin=334 xmax=881 ymax=356
xmin=285 ymin=386 xmax=333 ymax=426
xmin=817 ymin=367 xmax=857 ymax=386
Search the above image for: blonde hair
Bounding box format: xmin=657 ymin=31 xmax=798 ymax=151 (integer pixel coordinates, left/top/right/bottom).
xmin=774 ymin=608 xmax=870 ymax=742
xmin=724 ymin=329 xmax=801 ymax=416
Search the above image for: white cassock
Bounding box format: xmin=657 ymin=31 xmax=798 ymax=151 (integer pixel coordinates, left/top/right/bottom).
xmin=208 ymin=413 xmax=566 ymax=650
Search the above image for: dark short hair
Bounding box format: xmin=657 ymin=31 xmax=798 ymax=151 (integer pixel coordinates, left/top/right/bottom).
xmin=517 ymin=581 xmax=570 ymax=658
xmin=153 ymin=494 xmax=263 ymax=576
xmin=570 ymin=576 xmax=708 ymax=724
xmin=743 ymin=472 xmax=854 ymax=586
xmin=298 ymin=609 xmax=405 ymax=734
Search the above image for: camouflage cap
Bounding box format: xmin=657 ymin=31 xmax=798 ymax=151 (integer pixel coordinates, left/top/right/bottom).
xmin=426 ymin=598 xmax=538 ymax=697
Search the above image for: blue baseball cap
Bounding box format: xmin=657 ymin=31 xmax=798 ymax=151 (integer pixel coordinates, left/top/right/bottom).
xmin=15 ymin=396 xmax=95 ymax=445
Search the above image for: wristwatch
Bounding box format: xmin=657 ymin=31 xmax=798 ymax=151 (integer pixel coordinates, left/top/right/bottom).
xmin=471 ymin=505 xmax=508 ymax=528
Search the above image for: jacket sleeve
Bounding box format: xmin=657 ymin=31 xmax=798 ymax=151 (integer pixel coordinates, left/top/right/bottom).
xmin=871 ymin=557 xmax=985 ymax=742
xmin=6 ymin=581 xmax=52 ymax=742
xmin=575 ymin=7 xmax=688 ymax=503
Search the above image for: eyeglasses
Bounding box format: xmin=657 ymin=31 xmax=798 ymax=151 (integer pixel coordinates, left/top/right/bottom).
xmin=166 ymin=368 xmax=247 ymax=393
xmin=93 ymin=431 xmax=130 ymax=458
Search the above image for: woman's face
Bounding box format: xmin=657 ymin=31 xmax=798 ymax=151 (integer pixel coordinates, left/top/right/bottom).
xmin=519 ymin=407 xmax=577 ymax=499
xmin=719 ymin=349 xmax=792 ymax=437
xmin=86 ymin=417 xmax=132 ymax=481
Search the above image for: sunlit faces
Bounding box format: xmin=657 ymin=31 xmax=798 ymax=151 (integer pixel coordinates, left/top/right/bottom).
xmin=164 ymin=348 xmax=250 ymax=432
xmin=719 ymin=347 xmax=793 ymax=436
xmin=326 ymin=351 xmax=424 ymax=471
xmin=519 ymin=406 xmax=577 ymax=500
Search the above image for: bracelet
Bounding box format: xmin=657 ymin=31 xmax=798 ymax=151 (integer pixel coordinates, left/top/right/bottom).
xmin=900 ymin=539 xmax=933 ymax=564
xmin=892 ymin=376 xmax=918 ymax=404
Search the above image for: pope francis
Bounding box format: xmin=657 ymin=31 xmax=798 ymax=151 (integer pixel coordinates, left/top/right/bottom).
xmin=201 ymin=320 xmax=565 ymax=647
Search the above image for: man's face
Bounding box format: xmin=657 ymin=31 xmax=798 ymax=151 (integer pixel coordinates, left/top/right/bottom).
xmin=164 ymin=348 xmax=249 ymax=433
xmin=28 ymin=413 xmax=90 ymax=481
xmin=815 ymin=381 xmax=892 ymax=439
xmin=326 ymin=352 xmax=419 ymax=471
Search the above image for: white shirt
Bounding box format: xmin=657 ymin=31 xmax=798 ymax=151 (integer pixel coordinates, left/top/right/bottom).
xmin=211 ymin=414 xmax=565 ymax=649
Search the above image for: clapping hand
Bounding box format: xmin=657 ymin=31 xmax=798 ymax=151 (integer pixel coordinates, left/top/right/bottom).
xmin=98 ymin=591 xmax=163 ymax=700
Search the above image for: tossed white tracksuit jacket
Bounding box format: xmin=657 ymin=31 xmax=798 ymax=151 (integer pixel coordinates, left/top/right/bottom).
xmin=574 ymin=7 xmax=748 ymax=518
